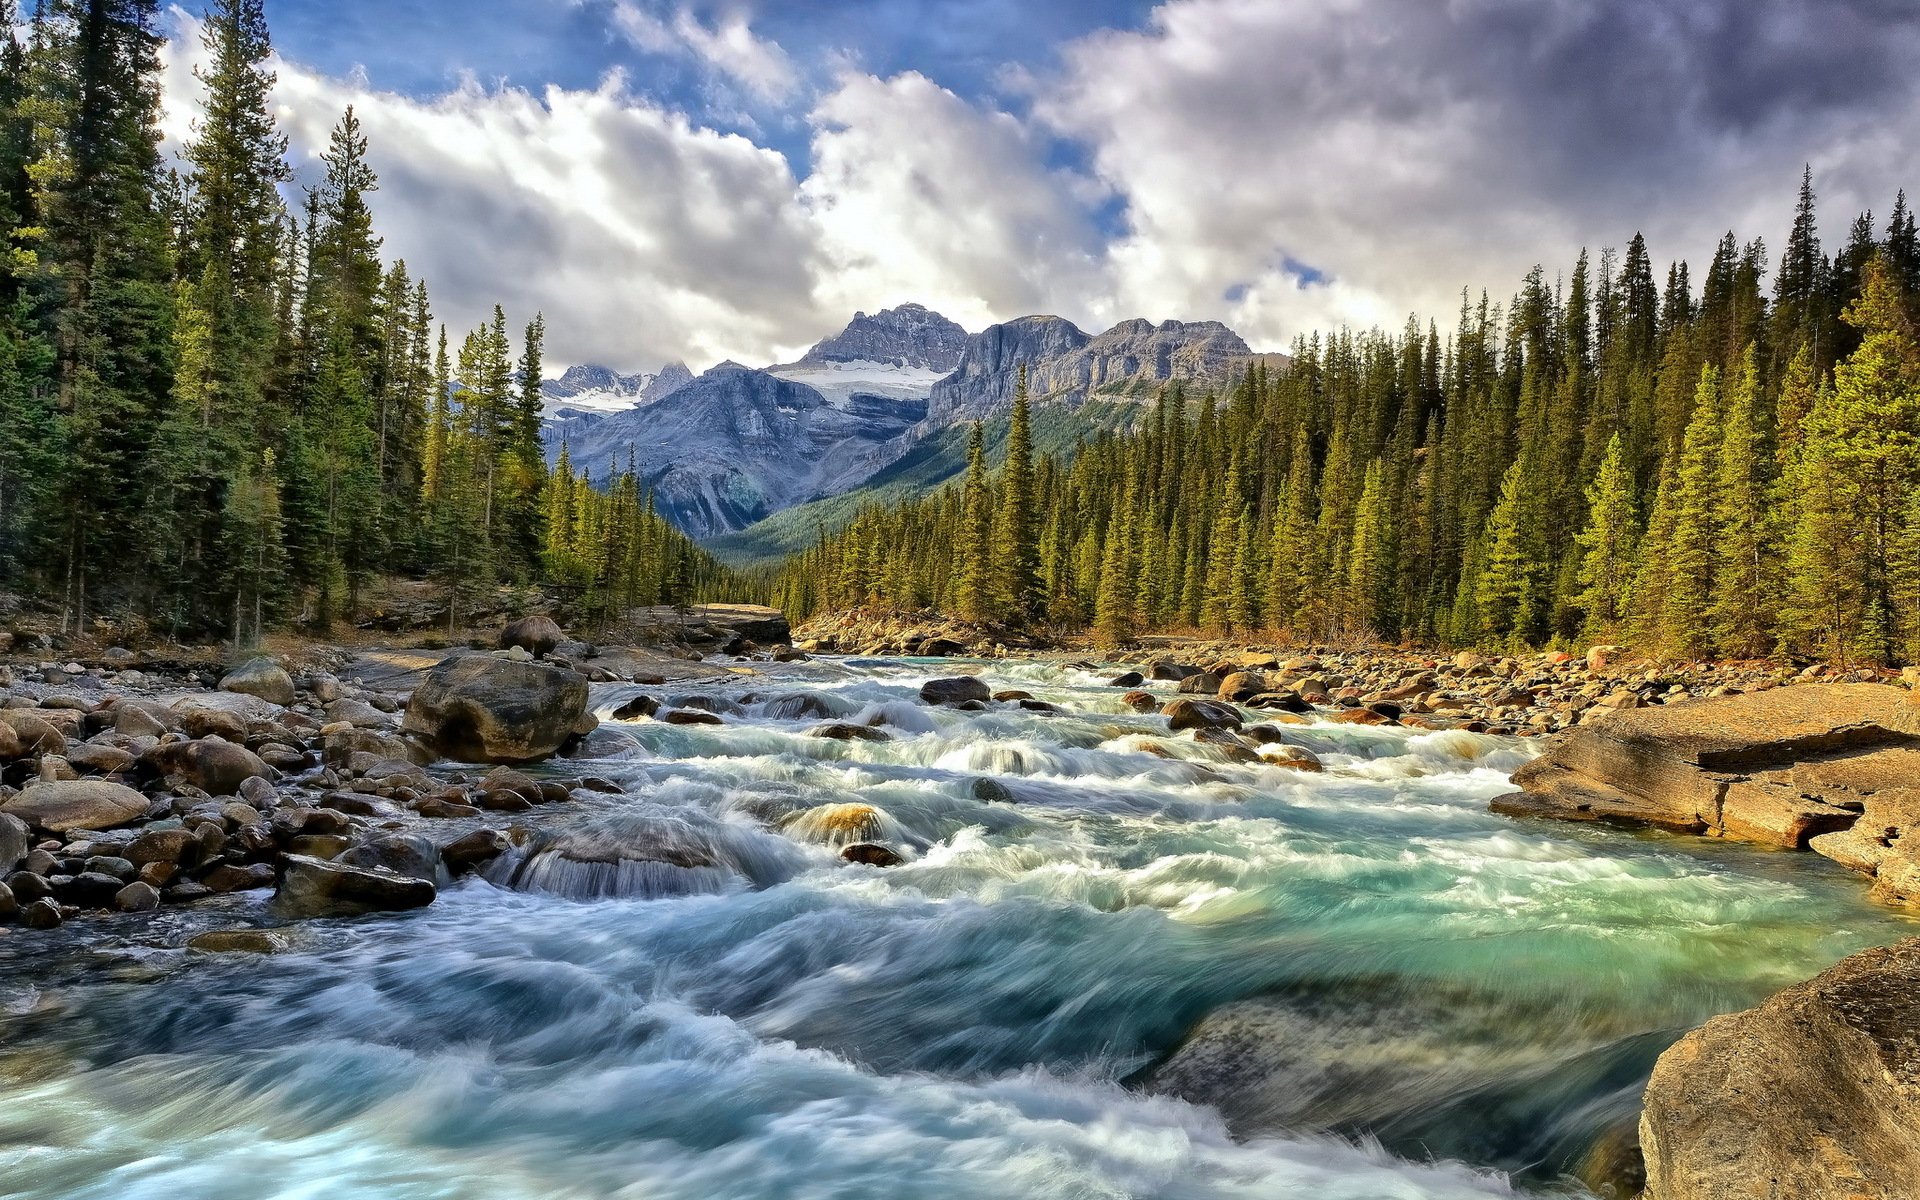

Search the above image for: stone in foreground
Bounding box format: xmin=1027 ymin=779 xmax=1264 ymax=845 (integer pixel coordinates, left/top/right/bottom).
xmin=1640 ymin=936 xmax=1920 ymax=1200
xmin=275 ymin=853 xmax=437 ymax=917
xmin=402 ymin=653 xmax=596 ymax=763
xmin=1 ymin=780 xmax=149 ymax=833
xmin=919 ymin=676 xmax=990 ymax=706
xmin=218 ymin=656 xmax=297 ymax=706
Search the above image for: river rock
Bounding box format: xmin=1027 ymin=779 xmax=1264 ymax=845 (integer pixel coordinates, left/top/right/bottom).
xmin=1107 ymin=671 xmax=1145 ymax=688
xmin=219 ymin=657 xmax=296 ymax=706
xmin=20 ymin=897 xmax=61 ymax=928
xmin=0 ymin=813 xmax=28 ymax=873
xmin=1217 ymin=671 xmax=1269 ymax=702
xmin=500 ymin=614 xmax=565 ymax=658
xmin=275 ymin=853 xmax=437 ymax=917
xmin=440 ymin=829 xmax=510 ymax=875
xmin=1164 ymin=698 xmax=1243 ymax=732
xmin=920 ymin=676 xmax=991 ymax=705
xmin=1121 ymin=690 xmax=1160 ymax=714
xmin=113 ymin=880 xmax=160 ymax=912
xmin=810 ymin=722 xmax=890 ymax=742
xmin=1493 ymin=684 xmax=1920 ymax=849
xmin=139 ymin=738 xmax=272 ymax=796
xmin=188 ymin=929 xmax=290 ymax=954
xmin=339 ymin=832 xmax=447 ymax=885
xmin=1 ymin=780 xmax=149 ymax=833
xmin=1640 ymin=936 xmax=1920 ymax=1199
xmin=401 ymin=653 xmax=596 ymax=764
xmin=1177 ymin=672 xmax=1225 ymax=695
xmin=0 ymin=711 xmax=66 ymax=757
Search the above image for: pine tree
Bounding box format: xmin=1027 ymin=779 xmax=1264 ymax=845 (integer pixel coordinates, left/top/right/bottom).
xmin=1575 ymin=433 xmax=1637 ymax=639
xmin=954 ymin=421 xmax=995 ymax=623
xmin=992 ymin=365 xmax=1040 ymax=621
xmin=1711 ymin=344 xmax=1775 ymax=656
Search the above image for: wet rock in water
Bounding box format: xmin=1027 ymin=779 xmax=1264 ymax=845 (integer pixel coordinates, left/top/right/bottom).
xmin=760 ymin=692 xmax=835 ymax=721
xmin=1163 ymin=698 xmax=1243 ymax=732
xmin=920 ymin=676 xmax=991 ymax=706
xmin=0 ymin=812 xmax=28 ymax=873
xmin=440 ymin=829 xmax=510 ymax=875
xmin=113 ymin=880 xmax=159 ymax=912
xmin=1120 ymin=690 xmax=1160 ymax=714
xmin=610 ymin=694 xmax=659 ymax=720
xmin=1107 ymin=671 xmax=1145 ymax=688
xmin=780 ymin=802 xmax=895 ymax=848
xmin=485 ymin=811 xmax=775 ymax=901
xmin=1493 ymin=683 xmax=1920 ymax=851
xmin=1176 ymin=673 xmax=1225 ymax=695
xmin=1640 ymin=936 xmax=1920 ymax=1200
xmin=1 ymin=780 xmax=149 ymax=834
xmin=971 ymin=778 xmax=1016 ymax=802
xmin=499 ymin=614 xmax=565 ymax=658
xmin=992 ymin=689 xmax=1033 ymax=702
xmin=810 ymin=722 xmax=891 ymax=742
xmin=219 ymin=657 xmax=296 ymax=707
xmin=661 ymin=709 xmax=724 ymax=726
xmin=139 ymin=738 xmax=272 ymax=796
xmin=841 ymin=842 xmax=903 ymax=867
xmin=0 ymin=879 xmax=14 ymax=918
xmin=1149 ymin=660 xmax=1202 ymax=682
xmin=402 ymin=653 xmax=596 ymax=764
xmin=275 ymin=853 xmax=437 ymax=917
xmin=20 ymin=897 xmax=61 ymax=928
xmin=188 ymin=929 xmax=289 ymax=954
xmin=1331 ymin=707 xmax=1394 ymax=726
xmin=201 ymin=863 xmax=276 ymax=893
xmin=1260 ymin=745 xmax=1324 ymax=772
xmin=339 ymin=832 xmax=447 ymax=885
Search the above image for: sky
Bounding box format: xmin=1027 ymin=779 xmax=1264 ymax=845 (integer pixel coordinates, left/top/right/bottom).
xmin=158 ymin=0 xmax=1920 ymax=373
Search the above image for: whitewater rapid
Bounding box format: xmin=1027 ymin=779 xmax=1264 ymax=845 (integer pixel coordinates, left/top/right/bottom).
xmin=1 ymin=656 xmax=1911 ymax=1199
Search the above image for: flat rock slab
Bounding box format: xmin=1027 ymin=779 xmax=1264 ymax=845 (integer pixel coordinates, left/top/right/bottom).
xmin=1495 ymin=684 xmax=1920 ymax=858
xmin=1641 ymin=936 xmax=1920 ymax=1200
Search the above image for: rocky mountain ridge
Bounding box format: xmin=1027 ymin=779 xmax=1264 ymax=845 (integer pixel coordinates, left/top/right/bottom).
xmin=542 ymin=303 xmax=1275 ymax=538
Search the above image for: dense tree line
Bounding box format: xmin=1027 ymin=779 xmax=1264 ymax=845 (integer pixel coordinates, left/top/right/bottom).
xmin=774 ymin=172 xmax=1920 ymax=663
xmin=0 ymin=0 xmax=728 ymax=643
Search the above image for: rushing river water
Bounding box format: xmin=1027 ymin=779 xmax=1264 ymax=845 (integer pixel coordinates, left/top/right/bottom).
xmin=1 ymin=656 xmax=1913 ymax=1200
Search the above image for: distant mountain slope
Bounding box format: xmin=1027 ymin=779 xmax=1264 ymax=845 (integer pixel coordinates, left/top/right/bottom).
xmin=705 ymin=398 xmax=1152 ymax=566
xmin=542 ymin=303 xmax=1278 ymax=542
xmin=923 ymin=316 xmax=1252 ymax=426
xmin=551 ymin=363 xmax=925 ymax=538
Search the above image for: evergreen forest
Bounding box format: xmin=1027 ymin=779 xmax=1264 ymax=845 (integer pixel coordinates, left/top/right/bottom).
xmin=0 ymin=0 xmax=731 ymax=645
xmin=772 ymin=172 xmax=1920 ymax=663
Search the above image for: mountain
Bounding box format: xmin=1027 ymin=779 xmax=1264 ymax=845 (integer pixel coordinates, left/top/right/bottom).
xmin=549 ymin=362 xmax=926 ymax=538
xmin=541 ymin=360 xmax=693 ymax=420
xmin=923 ymin=316 xmax=1252 ymax=426
xmin=799 ymin=302 xmax=969 ymax=371
xmin=541 ymin=303 xmax=1272 ymax=541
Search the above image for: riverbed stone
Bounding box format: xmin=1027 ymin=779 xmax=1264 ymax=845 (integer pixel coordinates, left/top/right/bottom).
xmin=1641 ymin=936 xmax=1920 ymax=1200
xmin=401 ymin=653 xmax=596 ymax=764
xmin=499 ymin=614 xmax=565 ymax=658
xmin=1494 ymin=684 xmax=1920 ymax=849
xmin=188 ymin=929 xmax=290 ymax=954
xmin=139 ymin=738 xmax=272 ymax=796
xmin=20 ymin=897 xmax=60 ymax=928
xmin=0 ymin=813 xmax=28 ymax=873
xmin=920 ymin=676 xmax=991 ymax=705
xmin=1164 ymin=698 xmax=1243 ymax=732
xmin=113 ymin=880 xmax=159 ymax=912
xmin=219 ymin=657 xmax=296 ymax=707
xmin=1 ymin=780 xmax=149 ymax=833
xmin=275 ymin=853 xmax=437 ymax=916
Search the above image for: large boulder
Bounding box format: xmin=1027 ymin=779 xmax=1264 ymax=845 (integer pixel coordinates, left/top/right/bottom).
xmin=1641 ymin=937 xmax=1920 ymax=1199
xmin=274 ymin=853 xmax=437 ymax=917
xmin=1 ymin=779 xmax=149 ymax=833
xmin=1493 ymin=684 xmax=1920 ymax=850
xmin=219 ymin=656 xmax=296 ymax=706
xmin=1164 ymin=697 xmax=1243 ymax=732
xmin=402 ymin=653 xmax=596 ymax=764
xmin=499 ymin=615 xmax=565 ymax=658
xmin=139 ymin=738 xmax=272 ymax=796
xmin=920 ymin=676 xmax=991 ymax=706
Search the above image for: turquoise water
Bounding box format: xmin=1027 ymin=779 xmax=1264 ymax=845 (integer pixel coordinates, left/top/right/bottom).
xmin=0 ymin=657 xmax=1911 ymax=1199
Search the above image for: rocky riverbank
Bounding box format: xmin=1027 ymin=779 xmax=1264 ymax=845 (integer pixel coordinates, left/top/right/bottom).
xmin=0 ymin=624 xmax=747 ymax=935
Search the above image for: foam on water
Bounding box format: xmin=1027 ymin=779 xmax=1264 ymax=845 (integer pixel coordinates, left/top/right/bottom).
xmin=2 ymin=655 xmax=1913 ymax=1199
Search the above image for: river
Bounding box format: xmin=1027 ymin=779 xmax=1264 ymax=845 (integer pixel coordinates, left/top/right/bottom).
xmin=1 ymin=656 xmax=1911 ymax=1199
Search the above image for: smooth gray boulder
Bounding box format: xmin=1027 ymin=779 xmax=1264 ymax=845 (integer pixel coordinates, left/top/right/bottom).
xmin=401 ymin=653 xmax=596 ymax=764
xmin=219 ymin=657 xmax=296 ymax=706
xmin=1 ymin=780 xmax=149 ymax=833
